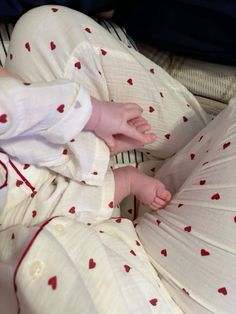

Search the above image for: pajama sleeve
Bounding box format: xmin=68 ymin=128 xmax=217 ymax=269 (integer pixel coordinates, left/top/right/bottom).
xmin=0 ymin=77 xmax=110 ymax=185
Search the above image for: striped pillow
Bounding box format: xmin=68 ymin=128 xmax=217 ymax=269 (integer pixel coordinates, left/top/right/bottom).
xmin=0 ymin=23 xmax=13 ymax=66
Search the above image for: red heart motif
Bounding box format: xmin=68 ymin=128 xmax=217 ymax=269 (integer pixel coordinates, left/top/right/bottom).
xmin=62 ymin=149 xmax=68 ymax=155
xmin=48 ymin=276 xmax=57 ymax=290
xmin=92 ymin=172 xmax=98 ymax=175
xmin=25 ymin=42 xmax=31 ymax=52
xmin=69 ymin=206 xmax=75 ymax=214
xmin=51 ymin=8 xmax=58 ymax=12
xmin=183 ymin=116 xmax=188 ymax=122
xmin=218 ymin=287 xmax=227 ymax=295
xmin=0 ymin=114 xmax=7 ymax=123
xmin=160 ymin=92 xmax=164 ymax=98
xmin=165 ymin=133 xmax=171 ymax=139
xmin=128 ymin=209 xmax=132 ymax=214
xmin=74 ymin=61 xmax=81 ymax=69
xmin=31 ymin=191 xmax=37 ymax=198
xmin=89 ymin=258 xmax=96 ymax=269
xmin=190 ymin=153 xmax=195 ymax=160
xmin=223 ymin=142 xmax=231 ymax=150
xmin=101 ymin=49 xmax=107 ymax=56
xmin=108 ymin=201 xmax=113 ymax=208
xmin=124 ymin=264 xmax=131 ymax=273
xmin=85 ymin=27 xmax=91 ymax=33
xmin=57 ymin=104 xmax=64 ymax=113
xmin=149 ymin=68 xmax=155 ymax=74
xmin=115 ymin=218 xmax=121 ymax=223
xmin=149 ymin=106 xmax=155 ymax=113
xmin=136 ymin=240 xmax=141 ymax=246
xmin=178 ymin=203 xmax=184 ymax=208
xmin=16 ymin=180 xmax=23 ymax=187
xmin=199 ymin=135 xmax=203 ymax=142
xmin=234 ymin=216 xmax=236 ymax=223
xmin=50 ymin=41 xmax=56 ymax=50
xmin=127 ymin=78 xmax=133 ymax=85
xmin=201 ymin=249 xmax=210 ymax=256
xmin=23 ymin=163 xmax=30 ymax=170
xmin=130 ymin=249 xmax=136 ymax=256
xmin=211 ymin=193 xmax=220 ymax=200
xmin=184 ymin=226 xmax=192 ymax=232
xmin=156 ymin=219 xmax=161 ymax=225
xmin=161 ymin=249 xmax=167 ymax=257
xmin=200 ymin=180 xmax=206 ymax=185
xmin=32 ymin=210 xmax=37 ymax=218
xmin=149 ymin=298 xmax=158 ymax=306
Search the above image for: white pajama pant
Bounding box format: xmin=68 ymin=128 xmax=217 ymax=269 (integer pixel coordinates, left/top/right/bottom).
xmin=2 ymin=4 xmax=235 ymax=314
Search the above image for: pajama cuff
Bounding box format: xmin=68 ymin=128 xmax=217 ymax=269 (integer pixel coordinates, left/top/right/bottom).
xmin=67 ymin=131 xmax=111 ymax=186
xmin=43 ymin=86 xmax=92 ymax=144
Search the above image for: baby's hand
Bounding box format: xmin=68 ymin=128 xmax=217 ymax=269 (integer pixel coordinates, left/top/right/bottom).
xmin=85 ymin=97 xmax=156 ymax=151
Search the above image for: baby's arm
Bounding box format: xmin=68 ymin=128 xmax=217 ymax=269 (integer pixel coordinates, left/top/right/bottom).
xmin=0 ymin=75 xmax=101 ymax=184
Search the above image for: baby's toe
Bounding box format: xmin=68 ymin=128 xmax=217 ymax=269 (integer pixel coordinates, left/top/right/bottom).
xmin=160 ymin=190 xmax=171 ymax=202
xmin=151 ymin=198 xmax=166 ymax=210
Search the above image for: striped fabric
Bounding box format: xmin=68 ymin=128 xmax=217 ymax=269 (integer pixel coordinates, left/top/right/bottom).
xmin=0 ymin=23 xmax=13 ymax=66
xmin=137 ymin=40 xmax=236 ymax=116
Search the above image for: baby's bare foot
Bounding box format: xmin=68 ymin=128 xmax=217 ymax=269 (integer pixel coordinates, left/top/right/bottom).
xmin=113 ymin=166 xmax=171 ymax=210
xmin=110 ymin=117 xmax=156 ymax=155
xmin=129 ymin=167 xmax=171 ymax=210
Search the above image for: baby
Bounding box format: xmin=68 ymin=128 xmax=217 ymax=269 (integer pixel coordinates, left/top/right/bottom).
xmin=0 ymin=65 xmax=171 ymax=212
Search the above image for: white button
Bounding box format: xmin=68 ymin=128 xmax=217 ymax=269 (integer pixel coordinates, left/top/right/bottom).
xmin=54 ymin=224 xmax=65 ymax=235
xmin=29 ymin=261 xmax=45 ymax=279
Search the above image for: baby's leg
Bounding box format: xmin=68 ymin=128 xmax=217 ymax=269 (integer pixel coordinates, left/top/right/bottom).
xmin=113 ymin=166 xmax=171 ymax=210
